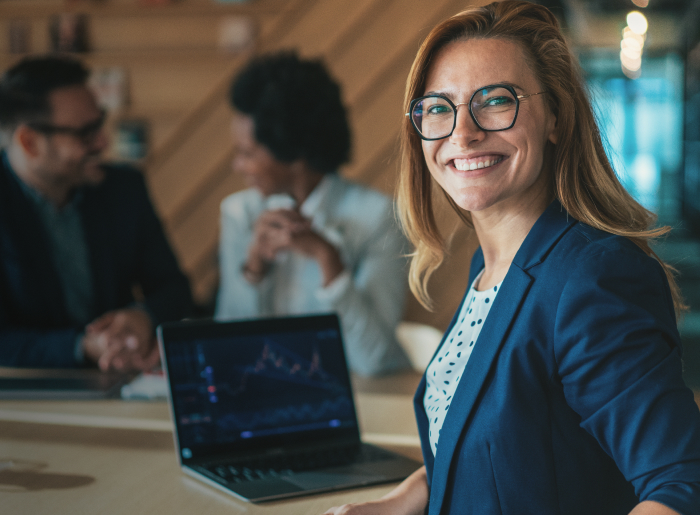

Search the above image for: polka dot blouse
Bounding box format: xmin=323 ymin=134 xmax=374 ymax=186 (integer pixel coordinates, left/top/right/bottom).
xmin=423 ymin=273 xmax=502 ymax=456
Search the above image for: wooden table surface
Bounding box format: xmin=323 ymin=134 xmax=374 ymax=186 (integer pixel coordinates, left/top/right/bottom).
xmin=0 ymin=371 xmax=424 ymax=514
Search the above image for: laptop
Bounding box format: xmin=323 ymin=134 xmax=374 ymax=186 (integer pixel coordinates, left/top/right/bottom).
xmin=157 ymin=314 xmax=421 ymax=502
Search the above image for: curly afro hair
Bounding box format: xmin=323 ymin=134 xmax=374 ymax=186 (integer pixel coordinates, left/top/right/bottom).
xmin=230 ymin=52 xmax=351 ymax=174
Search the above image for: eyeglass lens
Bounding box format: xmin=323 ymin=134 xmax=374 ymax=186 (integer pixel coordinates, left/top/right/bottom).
xmin=411 ymin=86 xmax=518 ymax=139
xmin=29 ymin=110 xmax=106 ymax=146
xmin=75 ymin=115 xmax=106 ymax=144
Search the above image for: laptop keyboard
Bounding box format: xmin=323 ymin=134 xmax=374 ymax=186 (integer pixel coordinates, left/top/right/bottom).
xmin=198 ymin=444 xmax=392 ymax=484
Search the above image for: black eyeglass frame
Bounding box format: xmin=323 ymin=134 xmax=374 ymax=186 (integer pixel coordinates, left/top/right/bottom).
xmin=27 ymin=109 xmax=107 ymax=146
xmin=406 ymin=84 xmax=546 ymax=141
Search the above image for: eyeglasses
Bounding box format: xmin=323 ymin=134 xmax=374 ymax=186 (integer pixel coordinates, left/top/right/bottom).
xmin=406 ymin=84 xmax=546 ymax=141
xmin=28 ymin=110 xmax=106 ymax=146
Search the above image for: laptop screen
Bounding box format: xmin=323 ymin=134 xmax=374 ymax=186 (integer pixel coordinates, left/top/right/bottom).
xmin=159 ymin=314 xmax=361 ymax=463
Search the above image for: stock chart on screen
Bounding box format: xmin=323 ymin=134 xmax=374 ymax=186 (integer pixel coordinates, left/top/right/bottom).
xmin=166 ymin=328 xmax=356 ymax=448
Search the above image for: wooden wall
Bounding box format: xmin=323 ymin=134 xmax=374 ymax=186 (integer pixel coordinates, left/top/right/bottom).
xmin=0 ymin=0 xmax=480 ymax=331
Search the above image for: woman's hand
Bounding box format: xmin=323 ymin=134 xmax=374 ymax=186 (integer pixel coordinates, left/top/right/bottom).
xmin=322 ymin=499 xmax=403 ymax=515
xmin=628 ymin=501 xmax=680 ymax=515
xmin=245 ymin=208 xmax=344 ymax=286
xmin=322 ymin=466 xmax=429 ymax=515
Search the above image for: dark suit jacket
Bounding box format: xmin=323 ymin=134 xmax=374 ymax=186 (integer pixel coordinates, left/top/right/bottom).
xmin=414 ymin=201 xmax=700 ymax=515
xmin=0 ymin=156 xmax=192 ymax=367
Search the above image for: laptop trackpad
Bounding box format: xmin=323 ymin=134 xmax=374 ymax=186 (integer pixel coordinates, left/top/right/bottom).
xmin=283 ymin=467 xmax=386 ymax=490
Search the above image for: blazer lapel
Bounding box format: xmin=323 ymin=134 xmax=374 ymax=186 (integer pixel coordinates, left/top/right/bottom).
xmin=414 ymin=248 xmax=486 ymax=481
xmin=428 ymin=267 xmax=533 ymax=514
xmin=0 ymin=158 xmax=68 ymax=322
xmin=414 ymin=375 xmax=435 ymax=478
xmin=427 ymin=200 xmax=577 ymax=515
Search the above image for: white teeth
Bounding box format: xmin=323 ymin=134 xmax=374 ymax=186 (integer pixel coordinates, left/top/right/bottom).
xmin=453 ymin=157 xmax=502 ymax=171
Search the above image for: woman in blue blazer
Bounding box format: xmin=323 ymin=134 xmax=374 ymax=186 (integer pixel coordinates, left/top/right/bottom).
xmin=323 ymin=1 xmax=700 ymax=514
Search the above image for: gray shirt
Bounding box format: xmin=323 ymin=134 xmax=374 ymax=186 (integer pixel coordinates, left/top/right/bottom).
xmin=4 ymin=154 xmax=94 ymax=328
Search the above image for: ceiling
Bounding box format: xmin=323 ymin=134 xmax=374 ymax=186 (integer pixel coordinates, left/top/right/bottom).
xmin=531 ymin=0 xmax=699 ymax=47
xmin=533 ymin=0 xmax=698 ymax=25
xmin=536 ymin=0 xmax=695 ymax=15
xmin=577 ymin=0 xmax=692 ymax=13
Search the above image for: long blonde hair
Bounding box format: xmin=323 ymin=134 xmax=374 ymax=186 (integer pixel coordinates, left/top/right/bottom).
xmin=397 ymin=0 xmax=685 ymax=315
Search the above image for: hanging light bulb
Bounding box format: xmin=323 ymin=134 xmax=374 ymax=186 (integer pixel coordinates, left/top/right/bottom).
xmin=620 ymin=12 xmax=647 ymax=81
xmin=630 ymin=0 xmax=649 ymax=8
xmin=622 ymin=27 xmax=645 ymax=48
xmin=622 ymin=64 xmax=642 ymax=79
xmin=620 ymin=51 xmax=642 ymax=71
xmin=627 ymin=11 xmax=648 ymax=35
xmin=621 ymin=38 xmax=642 ymax=56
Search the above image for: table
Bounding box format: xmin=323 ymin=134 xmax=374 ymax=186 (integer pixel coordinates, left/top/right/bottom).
xmin=0 ymin=371 xmax=424 ymax=514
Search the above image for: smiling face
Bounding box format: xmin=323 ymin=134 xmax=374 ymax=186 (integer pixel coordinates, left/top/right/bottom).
xmin=421 ymin=38 xmax=557 ymax=217
xmin=231 ymin=114 xmax=296 ymax=197
xmin=35 ymin=85 xmax=108 ymax=191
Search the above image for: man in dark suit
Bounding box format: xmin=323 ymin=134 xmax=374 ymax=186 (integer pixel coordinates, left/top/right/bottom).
xmin=0 ymin=55 xmax=192 ymax=370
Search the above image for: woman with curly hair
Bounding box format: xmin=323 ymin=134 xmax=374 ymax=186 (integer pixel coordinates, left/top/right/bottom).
xmin=216 ymin=52 xmax=410 ymax=377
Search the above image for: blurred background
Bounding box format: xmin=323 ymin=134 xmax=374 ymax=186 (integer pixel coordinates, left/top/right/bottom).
xmin=1 ymin=0 xmax=699 ymax=384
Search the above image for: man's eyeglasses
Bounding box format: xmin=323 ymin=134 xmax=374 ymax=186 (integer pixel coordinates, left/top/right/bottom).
xmin=28 ymin=110 xmax=106 ymax=146
xmin=406 ymin=84 xmax=546 ymax=141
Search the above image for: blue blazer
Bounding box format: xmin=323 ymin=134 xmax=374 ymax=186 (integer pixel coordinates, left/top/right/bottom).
xmin=0 ymin=156 xmax=193 ymax=367
xmin=414 ymin=201 xmax=700 ymax=515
